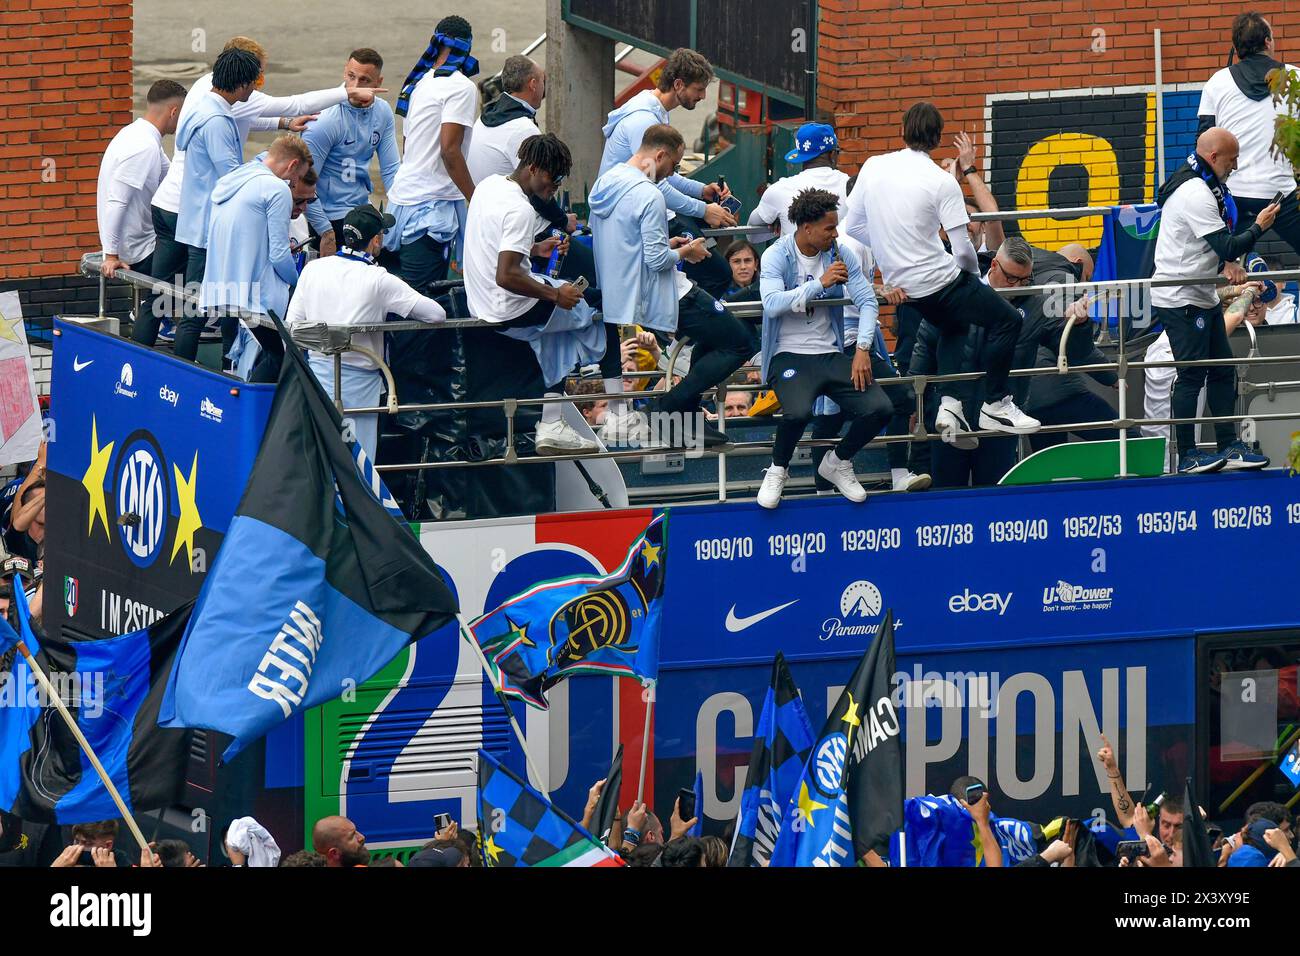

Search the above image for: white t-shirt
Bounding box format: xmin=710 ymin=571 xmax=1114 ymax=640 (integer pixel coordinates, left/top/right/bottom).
xmin=387 ymin=71 xmax=480 ymax=206
xmin=466 ymin=98 xmax=540 ymax=185
xmin=97 ymin=118 xmax=167 ymax=264
xmin=851 ymin=148 xmax=968 ymax=298
xmin=1151 ymin=178 xmax=1225 ymax=309
xmin=1198 ymin=65 xmax=1299 ymax=200
xmin=463 ymin=174 xmax=548 ymax=322
xmin=285 ymin=254 xmax=445 ymax=369
xmin=153 ymin=73 xmax=348 ymax=213
xmin=776 ymin=251 xmax=838 ymax=355
xmin=749 ymin=166 xmax=849 ymax=237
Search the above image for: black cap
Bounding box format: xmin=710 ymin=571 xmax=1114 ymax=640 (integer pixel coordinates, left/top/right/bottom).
xmin=407 ymin=845 xmax=464 ymax=868
xmin=340 ymin=204 xmax=397 ymax=249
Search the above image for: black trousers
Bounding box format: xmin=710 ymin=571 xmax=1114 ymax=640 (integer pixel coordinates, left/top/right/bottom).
xmin=248 ymin=324 xmax=285 ymax=384
xmin=930 ymin=434 xmax=1018 ymax=488
xmin=668 ymin=215 xmax=733 ymax=300
xmin=1155 ymin=303 xmax=1236 ymax=454
xmin=399 ymin=235 xmax=451 ymax=295
xmin=1027 ymin=392 xmax=1121 ymax=452
xmin=812 ymin=349 xmax=912 ymax=487
xmin=909 ymin=270 xmax=1022 ymax=401
xmin=1236 ymin=192 xmax=1300 ymax=259
xmin=657 ymin=286 xmax=757 ymax=415
xmin=768 ymin=351 xmax=893 ymax=468
xmin=133 ymin=206 xmax=187 ymax=347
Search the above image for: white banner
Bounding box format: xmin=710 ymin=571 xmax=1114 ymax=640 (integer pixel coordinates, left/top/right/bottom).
xmin=0 ymin=290 xmax=42 ymax=467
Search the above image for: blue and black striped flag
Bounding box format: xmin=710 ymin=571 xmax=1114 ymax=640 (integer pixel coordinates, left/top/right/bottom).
xmin=727 ymin=652 xmax=815 ymax=867
xmin=770 ymin=613 xmax=903 ymax=867
xmin=0 ymin=585 xmax=191 ymax=823
xmin=159 ymin=318 xmax=457 ymax=759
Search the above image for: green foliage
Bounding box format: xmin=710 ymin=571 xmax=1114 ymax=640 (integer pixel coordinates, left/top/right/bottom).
xmin=1269 ymin=66 xmax=1300 ymax=171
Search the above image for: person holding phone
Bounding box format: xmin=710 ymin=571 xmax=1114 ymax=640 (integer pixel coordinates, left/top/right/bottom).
xmin=755 ymin=188 xmax=897 ymax=509
xmin=1197 ymin=13 xmax=1300 ymax=256
xmin=463 ymin=133 xmax=615 ymax=456
xmin=590 ymin=124 xmax=755 ymax=449
xmin=949 ymin=776 xmax=1003 ymax=868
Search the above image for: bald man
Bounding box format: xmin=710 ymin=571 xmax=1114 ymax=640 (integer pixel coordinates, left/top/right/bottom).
xmin=311 ymin=815 xmax=370 ymax=867
xmin=1151 ymin=127 xmax=1278 ymax=474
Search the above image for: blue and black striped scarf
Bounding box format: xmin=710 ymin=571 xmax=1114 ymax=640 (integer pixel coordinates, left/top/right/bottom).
xmin=395 ymin=33 xmax=480 ymax=118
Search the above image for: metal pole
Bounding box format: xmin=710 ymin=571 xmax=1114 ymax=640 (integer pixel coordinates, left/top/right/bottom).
xmin=1117 ymin=270 xmax=1130 ymax=478
xmin=636 ymin=684 xmax=655 ymax=804
xmin=716 ymin=385 xmax=727 ymax=502
xmin=97 ymin=271 xmax=105 ymax=320
xmin=804 ymin=0 xmax=817 ymax=120
xmin=1154 ymin=29 xmax=1166 ymax=187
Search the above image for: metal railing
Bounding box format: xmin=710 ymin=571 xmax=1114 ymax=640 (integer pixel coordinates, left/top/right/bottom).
xmin=80 ymin=222 xmax=1300 ymax=506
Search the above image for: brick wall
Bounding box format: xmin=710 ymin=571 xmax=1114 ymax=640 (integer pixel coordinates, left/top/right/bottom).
xmin=818 ymin=1 xmax=1300 ymax=258
xmin=0 ymin=0 xmax=134 ymax=330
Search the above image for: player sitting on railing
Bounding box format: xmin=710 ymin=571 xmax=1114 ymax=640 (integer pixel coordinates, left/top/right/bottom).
xmin=755 ymin=188 xmax=896 ymax=509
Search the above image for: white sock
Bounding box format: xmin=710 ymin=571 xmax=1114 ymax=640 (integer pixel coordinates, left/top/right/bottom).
xmin=541 ymin=392 xmax=563 ymax=425
xmin=891 ymin=467 xmax=910 ymax=485
xmin=603 ymin=377 xmax=627 ymax=416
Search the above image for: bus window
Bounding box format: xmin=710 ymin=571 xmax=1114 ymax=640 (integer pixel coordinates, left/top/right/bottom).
xmin=1203 ymin=635 xmax=1300 ymax=829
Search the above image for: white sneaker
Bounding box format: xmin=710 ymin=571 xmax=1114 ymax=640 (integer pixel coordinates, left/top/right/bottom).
xmin=599 ymin=408 xmax=649 ymax=447
xmin=757 ymin=465 xmax=788 ymax=509
xmin=979 ymin=396 xmax=1041 ymax=434
xmin=936 ymin=399 xmax=979 ymax=450
xmin=892 ymin=471 xmax=932 ymax=492
xmin=816 ymin=451 xmax=868 ymax=503
xmin=535 ymin=419 xmax=600 ymax=455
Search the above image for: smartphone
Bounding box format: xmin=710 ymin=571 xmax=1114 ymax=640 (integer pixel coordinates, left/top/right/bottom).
xmin=569 ymin=275 xmax=589 ymax=295
xmin=433 ymin=812 xmax=453 ymax=832
xmin=720 ymin=194 xmax=742 ymax=217
xmin=964 ymin=782 xmax=985 ymax=804
xmin=1115 ymin=840 xmax=1150 ymax=861
xmin=78 ymin=849 xmax=96 ymax=867
xmin=676 ymin=787 xmax=696 ymax=821
xmin=1271 ymin=190 xmax=1288 ymax=207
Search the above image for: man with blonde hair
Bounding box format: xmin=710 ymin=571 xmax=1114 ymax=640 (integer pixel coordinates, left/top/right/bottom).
xmin=201 ymin=134 xmax=313 ymax=381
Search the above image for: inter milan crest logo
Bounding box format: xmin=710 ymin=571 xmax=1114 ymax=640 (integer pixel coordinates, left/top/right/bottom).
xmin=557 ymin=590 xmax=633 ymax=669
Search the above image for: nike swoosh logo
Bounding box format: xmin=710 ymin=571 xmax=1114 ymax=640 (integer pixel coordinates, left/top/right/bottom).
xmin=73 ymin=358 xmax=93 ymax=372
xmin=726 ymin=600 xmax=799 ymax=633
xmin=343 ymin=139 xmax=357 ymax=146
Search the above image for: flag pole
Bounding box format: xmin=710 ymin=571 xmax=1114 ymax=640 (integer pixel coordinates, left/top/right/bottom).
xmin=456 ymin=615 xmax=548 ymax=793
xmin=636 ymin=682 xmax=655 ymax=804
xmin=14 ymin=641 xmax=152 ymax=857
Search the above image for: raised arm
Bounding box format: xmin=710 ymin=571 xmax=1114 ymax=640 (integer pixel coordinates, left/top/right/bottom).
xmin=1097 ymin=733 xmax=1135 ymax=828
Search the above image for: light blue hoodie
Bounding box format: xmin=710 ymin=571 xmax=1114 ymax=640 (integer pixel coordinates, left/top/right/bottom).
xmin=200 ymin=161 xmax=298 ymax=319
xmin=302 ymin=96 xmax=401 ymax=232
xmin=599 ymin=90 xmax=707 ymax=219
xmin=174 ymin=92 xmax=242 ymax=249
xmin=589 ymin=163 xmax=683 ymax=332
xmin=758 ymin=234 xmax=886 ymax=384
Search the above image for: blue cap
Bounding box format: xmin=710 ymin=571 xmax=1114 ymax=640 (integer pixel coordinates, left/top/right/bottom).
xmin=785 ymin=123 xmax=839 ymax=164
xmin=1245 ymin=252 xmax=1278 ymax=303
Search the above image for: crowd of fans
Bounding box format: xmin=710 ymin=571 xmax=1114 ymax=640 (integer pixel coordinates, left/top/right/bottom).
xmin=86 ymin=10 xmax=1297 ymax=501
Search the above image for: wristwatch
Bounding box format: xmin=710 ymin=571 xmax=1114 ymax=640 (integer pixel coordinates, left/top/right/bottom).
xmin=962 ymin=165 xmax=978 ymax=178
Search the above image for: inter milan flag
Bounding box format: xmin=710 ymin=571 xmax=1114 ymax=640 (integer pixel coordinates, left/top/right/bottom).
xmin=591 ymin=744 xmax=623 ymax=842
xmin=1181 ymin=777 xmax=1216 ymax=868
xmin=160 ymin=319 xmax=458 ymax=759
xmin=0 ymin=586 xmax=191 ymax=823
xmin=728 ymin=652 xmax=815 ymax=867
xmin=469 ymin=514 xmax=665 ymax=709
xmin=890 ymin=794 xmax=1041 ymax=867
xmin=770 ymin=613 xmax=902 ymax=866
xmin=476 ymin=750 xmax=623 ymax=867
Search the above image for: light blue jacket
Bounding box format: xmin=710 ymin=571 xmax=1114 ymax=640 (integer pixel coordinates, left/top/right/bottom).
xmin=174 ymin=93 xmax=242 ymax=249
xmin=599 ymin=90 xmax=707 ymax=219
xmin=302 ymin=97 xmax=401 ymax=232
xmin=200 ymin=161 xmax=298 ymax=318
xmin=588 ymin=163 xmax=683 ymax=332
xmin=758 ymin=234 xmax=886 ymax=383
